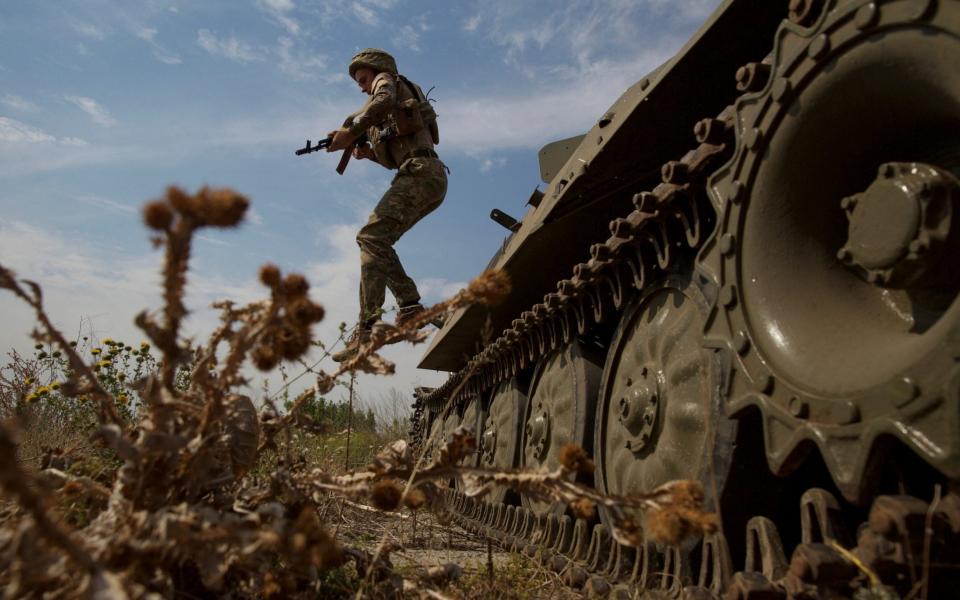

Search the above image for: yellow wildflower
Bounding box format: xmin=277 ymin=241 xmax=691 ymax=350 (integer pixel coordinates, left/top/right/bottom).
xmin=91 ymin=348 xmax=102 ymax=356
xmin=24 ymin=377 xmax=33 ymax=385
xmin=117 ymin=393 xmax=129 ymax=404
xmin=98 ymin=360 xmax=110 ymax=368
xmin=50 ymin=381 xmax=61 ymax=390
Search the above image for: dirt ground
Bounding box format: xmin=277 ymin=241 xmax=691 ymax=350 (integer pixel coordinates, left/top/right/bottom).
xmin=329 ymin=498 xmax=580 ymax=598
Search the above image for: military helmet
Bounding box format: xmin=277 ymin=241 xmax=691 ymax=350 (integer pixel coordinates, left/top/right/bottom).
xmin=348 ymin=48 xmax=398 ymax=79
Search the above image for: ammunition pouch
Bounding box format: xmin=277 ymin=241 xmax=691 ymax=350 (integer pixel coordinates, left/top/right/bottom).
xmin=377 ymin=75 xmax=439 ymax=145
xmin=368 ymin=74 xmax=440 ymax=169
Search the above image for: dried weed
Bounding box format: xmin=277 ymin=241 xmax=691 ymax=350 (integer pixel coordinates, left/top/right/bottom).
xmin=0 ymin=187 xmax=714 ymax=599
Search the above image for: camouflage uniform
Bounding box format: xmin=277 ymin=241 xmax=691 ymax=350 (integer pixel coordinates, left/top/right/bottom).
xmin=357 ymin=157 xmax=447 ymax=323
xmin=344 ymin=49 xmax=447 ymax=325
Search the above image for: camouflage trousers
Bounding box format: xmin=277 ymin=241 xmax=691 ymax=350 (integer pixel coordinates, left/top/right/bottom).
xmin=357 ymin=156 xmax=447 ymax=324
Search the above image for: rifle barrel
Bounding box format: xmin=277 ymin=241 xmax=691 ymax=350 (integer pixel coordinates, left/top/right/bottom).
xmin=294 ymin=136 xmax=334 ymax=156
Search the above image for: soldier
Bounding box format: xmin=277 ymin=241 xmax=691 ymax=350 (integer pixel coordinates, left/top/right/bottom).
xmin=328 ymin=48 xmax=447 ymax=362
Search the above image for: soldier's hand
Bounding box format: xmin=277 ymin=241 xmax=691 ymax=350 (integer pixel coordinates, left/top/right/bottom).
xmin=327 ymin=128 xmax=356 ymax=152
xmin=353 ymin=145 xmax=375 ymax=160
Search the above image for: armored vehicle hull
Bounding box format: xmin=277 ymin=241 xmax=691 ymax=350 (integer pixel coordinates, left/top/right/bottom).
xmin=413 ymin=1 xmax=960 ymax=596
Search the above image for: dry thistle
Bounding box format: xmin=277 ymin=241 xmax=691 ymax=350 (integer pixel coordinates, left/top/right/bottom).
xmin=570 ymin=498 xmax=596 ymax=521
xmin=281 ymin=273 xmax=309 ymax=298
xmin=559 ymin=443 xmax=595 ymax=475
xmin=259 ymin=263 xmax=282 ymax=287
xmin=466 ymin=269 xmax=511 ymax=305
xmin=371 ymin=480 xmax=403 ymax=511
xmin=143 ymin=200 xmax=174 ymax=231
xmin=195 ymin=186 xmax=249 ymax=227
xmin=252 ymin=344 xmax=278 ymax=371
xmin=288 ymin=297 xmax=325 ymax=327
xmin=645 ymin=507 xmax=695 ymax=546
xmin=166 ymin=185 xmax=197 ymax=217
xmin=276 ymin=326 xmax=311 ymax=360
xmin=402 ymin=487 xmax=426 ymax=510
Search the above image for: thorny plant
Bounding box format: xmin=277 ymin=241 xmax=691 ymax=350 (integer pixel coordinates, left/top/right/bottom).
xmin=0 ymin=187 xmax=716 ymax=599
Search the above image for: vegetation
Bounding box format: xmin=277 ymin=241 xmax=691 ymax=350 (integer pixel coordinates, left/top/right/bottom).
xmin=0 ymin=187 xmax=714 ymax=599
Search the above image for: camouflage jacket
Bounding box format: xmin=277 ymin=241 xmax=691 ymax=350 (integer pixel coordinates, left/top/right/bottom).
xmin=345 ymin=72 xmax=435 ymax=170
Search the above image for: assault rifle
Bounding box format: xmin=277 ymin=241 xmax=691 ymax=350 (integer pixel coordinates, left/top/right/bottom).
xmin=294 ymin=132 xmax=369 ymax=175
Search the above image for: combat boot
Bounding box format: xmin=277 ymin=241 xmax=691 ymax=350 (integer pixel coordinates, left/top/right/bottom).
xmin=396 ymin=303 xmax=445 ymax=329
xmin=331 ymin=326 xmax=371 ymax=362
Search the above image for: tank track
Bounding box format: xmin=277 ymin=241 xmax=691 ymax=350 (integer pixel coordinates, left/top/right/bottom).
xmin=442 ymin=486 xmax=960 ymax=599
xmin=408 ymin=0 xmax=960 ymax=595
xmin=415 ymin=118 xmax=726 ymax=416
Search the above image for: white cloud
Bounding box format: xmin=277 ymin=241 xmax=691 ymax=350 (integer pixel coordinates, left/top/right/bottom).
xmin=438 ymin=51 xmax=669 ymax=155
xmin=197 ymin=29 xmax=264 ymax=63
xmin=136 ymin=27 xmax=157 ymax=42
xmin=0 ymin=117 xmax=55 ymax=143
xmin=466 ymin=0 xmax=719 ymax=80
xmin=351 ymin=4 xmax=378 ymax=26
xmin=276 ymin=15 xmax=301 ymax=35
xmin=277 ymin=37 xmax=328 ymax=80
xmin=72 ymin=21 xmax=106 ymax=40
xmin=196 ymin=234 xmax=232 ymax=246
xmin=0 ymin=221 xmax=169 ymax=355
xmin=1 ymin=94 xmax=37 ymax=113
xmin=258 ymin=0 xmax=300 ymax=35
xmin=65 ymin=95 xmax=117 ymax=127
xmin=416 ymin=278 xmax=467 ymax=301
xmin=0 ymin=219 xmax=270 ymax=393
xmin=463 ymin=14 xmax=481 ymax=32
xmin=133 ymin=26 xmax=182 ymax=65
xmin=392 ymin=25 xmax=421 ymax=53
xmin=0 ymin=209 xmax=448 ymax=403
xmin=75 ymin=195 xmax=136 ymax=214
xmin=643 ymin=0 xmax=718 ymax=20
xmin=247 ymin=208 xmax=265 ymax=227
xmin=479 ymin=157 xmax=507 ymax=173
xmin=154 ymin=53 xmax=183 ymax=65
xmin=0 ymin=117 xmax=88 ymax=147
xmin=262 ymin=0 xmax=295 ymax=11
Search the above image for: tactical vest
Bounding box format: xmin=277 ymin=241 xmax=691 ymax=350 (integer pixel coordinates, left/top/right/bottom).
xmin=369 ymin=73 xmax=439 ymax=170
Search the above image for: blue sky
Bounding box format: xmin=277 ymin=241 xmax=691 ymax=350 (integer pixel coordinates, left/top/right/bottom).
xmin=0 ymin=0 xmax=721 ymax=404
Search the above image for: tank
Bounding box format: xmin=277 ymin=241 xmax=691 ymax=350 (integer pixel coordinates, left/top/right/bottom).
xmin=413 ymin=1 xmax=960 ymax=596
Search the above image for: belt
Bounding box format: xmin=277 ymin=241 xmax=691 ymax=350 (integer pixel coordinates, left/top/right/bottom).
xmin=403 ymin=148 xmax=438 ymax=162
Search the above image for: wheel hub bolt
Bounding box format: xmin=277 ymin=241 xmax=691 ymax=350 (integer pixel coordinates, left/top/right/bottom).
xmin=527 ymin=409 xmax=550 ymax=460
xmin=839 ymin=162 xmax=959 ymax=288
xmin=482 ymin=425 xmax=497 ymax=465
xmin=620 ymin=366 xmax=660 ymax=453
